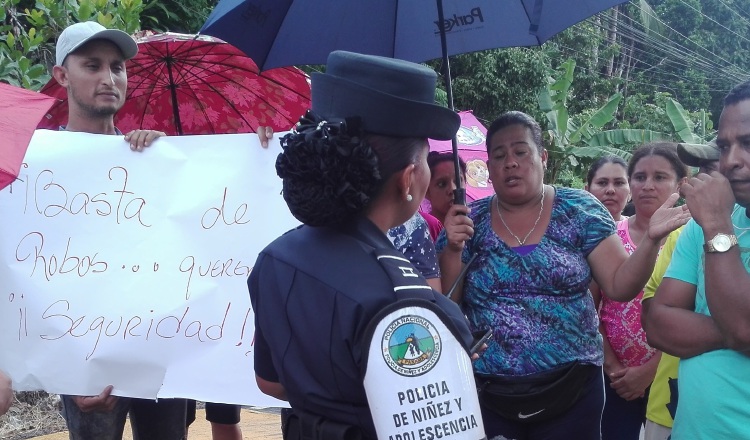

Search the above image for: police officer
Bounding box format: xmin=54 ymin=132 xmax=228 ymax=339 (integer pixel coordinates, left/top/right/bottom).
xmin=248 ymin=50 xmax=474 ymax=439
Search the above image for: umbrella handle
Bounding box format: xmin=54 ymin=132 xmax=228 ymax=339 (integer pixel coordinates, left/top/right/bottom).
xmin=453 ymin=188 xmax=466 ymax=207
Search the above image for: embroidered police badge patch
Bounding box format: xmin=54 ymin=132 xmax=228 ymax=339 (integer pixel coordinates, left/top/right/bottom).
xmin=382 ymin=315 xmax=441 ymax=376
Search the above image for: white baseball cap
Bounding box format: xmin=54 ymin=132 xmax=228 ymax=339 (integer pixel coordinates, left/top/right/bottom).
xmin=56 ymin=21 xmax=138 ymax=66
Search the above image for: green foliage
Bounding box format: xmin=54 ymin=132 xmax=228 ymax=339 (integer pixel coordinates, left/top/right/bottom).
xmin=436 ymin=47 xmax=550 ymax=125
xmin=630 ymin=0 xmax=750 ymax=124
xmin=585 ymin=129 xmax=669 ymax=149
xmin=554 ymin=167 xmax=585 ymax=190
xmin=621 ymin=91 xmax=714 ymax=142
xmin=1 ymin=0 xmax=143 ymax=89
xmin=140 ymin=0 xmax=214 ymax=33
xmin=538 ymin=59 xmax=662 ymax=183
xmin=534 ymin=57 xmax=715 ymax=184
xmin=665 ymin=98 xmax=700 ymax=143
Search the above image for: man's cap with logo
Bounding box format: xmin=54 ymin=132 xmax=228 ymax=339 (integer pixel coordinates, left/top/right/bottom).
xmin=311 ymin=50 xmax=460 ymax=140
xmin=677 ymin=140 xmax=720 ymax=167
xmin=56 ymin=21 xmax=138 ymax=66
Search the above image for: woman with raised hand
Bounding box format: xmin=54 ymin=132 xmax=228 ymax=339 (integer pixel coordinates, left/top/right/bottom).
xmin=593 ymin=143 xmax=688 ymax=440
xmin=437 ymin=111 xmax=689 ymax=440
xmin=248 ymin=51 xmax=474 ymax=440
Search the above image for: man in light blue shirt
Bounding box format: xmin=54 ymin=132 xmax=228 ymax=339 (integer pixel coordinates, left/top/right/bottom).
xmin=644 ymin=80 xmax=750 ymax=439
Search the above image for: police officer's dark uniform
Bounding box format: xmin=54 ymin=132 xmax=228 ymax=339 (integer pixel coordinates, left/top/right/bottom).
xmin=248 ymin=51 xmax=473 ymax=440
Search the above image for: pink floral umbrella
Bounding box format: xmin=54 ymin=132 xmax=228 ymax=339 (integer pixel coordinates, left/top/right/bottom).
xmin=38 ymin=32 xmax=311 ymax=135
xmin=0 ymin=82 xmax=56 ymax=191
xmin=428 ymin=110 xmax=493 ymax=202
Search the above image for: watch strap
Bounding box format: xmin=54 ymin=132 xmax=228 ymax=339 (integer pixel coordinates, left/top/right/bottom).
xmin=704 ymin=233 xmax=738 ymax=253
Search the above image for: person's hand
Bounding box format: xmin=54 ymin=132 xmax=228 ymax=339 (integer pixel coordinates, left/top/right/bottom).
xmin=681 ymin=171 xmax=736 ymax=231
xmin=470 ymin=342 xmax=489 ymax=361
xmin=257 ymin=126 xmax=274 ymax=148
xmin=124 ymin=130 xmax=166 ymax=152
xmin=71 ymin=385 xmax=118 ymax=412
xmin=0 ymin=372 xmax=12 ymax=416
xmin=443 ymin=204 xmax=473 ymax=252
xmin=603 ymin=359 xmax=625 ymax=378
xmin=647 ymin=193 xmax=691 ymax=242
xmin=609 ymin=364 xmax=653 ymax=401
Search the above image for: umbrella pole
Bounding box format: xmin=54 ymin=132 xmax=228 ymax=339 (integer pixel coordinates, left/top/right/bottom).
xmin=165 ymin=55 xmax=184 ymax=136
xmin=436 ymin=0 xmax=465 ymax=206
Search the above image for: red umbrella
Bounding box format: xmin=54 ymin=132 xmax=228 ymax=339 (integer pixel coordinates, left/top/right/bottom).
xmin=0 ymin=82 xmax=56 ymax=191
xmin=38 ymin=32 xmax=311 ymax=135
xmin=428 ymin=110 xmax=493 ymax=202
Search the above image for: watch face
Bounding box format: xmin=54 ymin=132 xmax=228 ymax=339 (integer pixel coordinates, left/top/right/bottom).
xmin=713 ymin=234 xmax=732 ymax=252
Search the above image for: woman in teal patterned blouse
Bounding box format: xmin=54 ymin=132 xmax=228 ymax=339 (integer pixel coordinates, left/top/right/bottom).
xmin=436 ymin=111 xmax=689 ymax=440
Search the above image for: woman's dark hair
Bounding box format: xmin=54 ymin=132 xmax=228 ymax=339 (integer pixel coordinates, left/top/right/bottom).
xmin=427 ymin=151 xmax=466 ymax=178
xmin=276 ymin=111 xmax=425 ymax=228
xmin=486 ymin=111 xmax=544 ymax=155
xmin=628 ymin=142 xmax=688 ymax=182
xmin=586 ymin=155 xmax=628 ymax=187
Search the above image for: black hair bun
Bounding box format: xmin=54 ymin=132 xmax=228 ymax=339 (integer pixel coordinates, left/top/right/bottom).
xmin=275 ymin=111 xmax=381 ymax=227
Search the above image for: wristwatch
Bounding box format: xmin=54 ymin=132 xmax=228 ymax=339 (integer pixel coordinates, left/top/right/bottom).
xmin=704 ymin=233 xmax=738 ymax=253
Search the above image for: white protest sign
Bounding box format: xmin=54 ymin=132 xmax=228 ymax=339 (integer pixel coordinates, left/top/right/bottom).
xmin=0 ymin=129 xmax=298 ymax=406
xmin=363 ymin=305 xmax=485 ymax=440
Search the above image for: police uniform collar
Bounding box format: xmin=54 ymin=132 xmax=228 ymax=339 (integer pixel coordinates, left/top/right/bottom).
xmin=345 ymin=216 xmax=396 ymax=250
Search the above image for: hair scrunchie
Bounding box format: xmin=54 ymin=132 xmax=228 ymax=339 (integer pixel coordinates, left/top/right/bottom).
xmin=276 ymin=110 xmax=381 ymax=227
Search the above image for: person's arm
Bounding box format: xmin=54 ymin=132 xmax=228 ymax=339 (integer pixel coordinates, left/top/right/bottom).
xmin=599 ymin=323 xmax=625 ymax=379
xmin=255 ymin=375 xmax=287 ymax=401
xmin=703 ymin=246 xmax=750 ymax=350
xmin=426 ymin=277 xmax=441 ymax=292
xmin=0 ymin=371 xmax=12 ymax=416
xmin=589 ymin=281 xmax=602 ymax=310
xmin=682 ymin=171 xmax=750 ymax=350
xmin=643 ymin=277 xmax=725 ymax=358
xmin=124 ymin=130 xmax=166 ymax=151
xmin=589 ymin=283 xmax=626 ymax=378
xmin=589 ymin=193 xmax=691 ymax=301
xmin=437 ymin=204 xmax=473 ymax=303
xmin=391 ymin=213 xmax=443 ymax=292
xmin=248 ymin=255 xmax=288 ymax=400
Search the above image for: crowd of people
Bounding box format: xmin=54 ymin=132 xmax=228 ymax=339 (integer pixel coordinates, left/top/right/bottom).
xmin=3 ymin=18 xmax=750 ymax=440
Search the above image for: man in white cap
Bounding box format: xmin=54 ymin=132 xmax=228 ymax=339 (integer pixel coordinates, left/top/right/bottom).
xmin=52 ymin=20 xmax=164 ymax=149
xmin=51 ymin=21 xmax=185 ymax=440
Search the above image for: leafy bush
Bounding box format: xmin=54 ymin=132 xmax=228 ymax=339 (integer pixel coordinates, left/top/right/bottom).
xmin=0 ymin=0 xmax=144 ymax=89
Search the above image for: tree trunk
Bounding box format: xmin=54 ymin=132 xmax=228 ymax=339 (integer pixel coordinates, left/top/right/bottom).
xmin=605 ymin=7 xmax=620 ymax=77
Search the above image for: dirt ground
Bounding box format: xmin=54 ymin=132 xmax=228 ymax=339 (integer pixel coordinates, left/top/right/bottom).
xmin=28 ymin=408 xmax=282 ymax=440
xmin=0 ymin=402 xmax=282 ymax=440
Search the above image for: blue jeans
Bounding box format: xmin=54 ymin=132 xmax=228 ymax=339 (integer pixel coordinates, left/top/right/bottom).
xmin=61 ymin=395 xmax=187 ymax=440
xmin=480 ymin=365 xmax=605 ymax=440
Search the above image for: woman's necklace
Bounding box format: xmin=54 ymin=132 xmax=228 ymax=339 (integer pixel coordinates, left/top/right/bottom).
xmin=495 ymin=187 xmax=545 ymax=246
